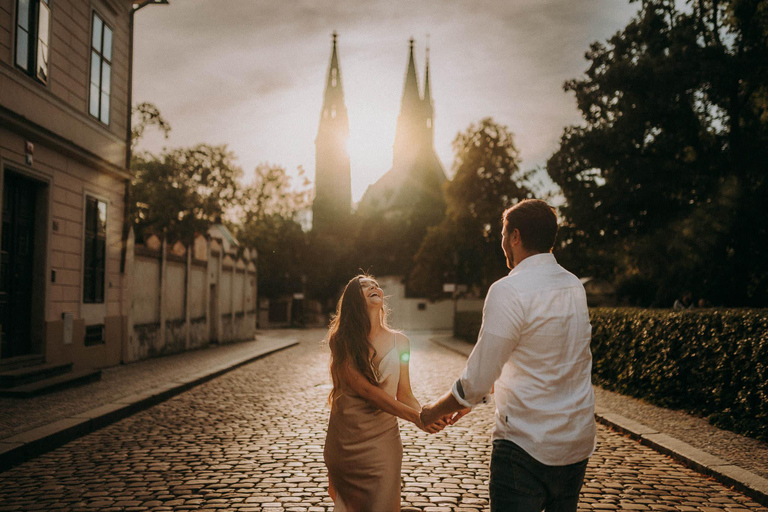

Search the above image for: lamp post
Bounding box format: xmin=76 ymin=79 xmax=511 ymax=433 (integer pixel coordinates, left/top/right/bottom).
xmin=121 ymin=0 xmax=169 ymax=275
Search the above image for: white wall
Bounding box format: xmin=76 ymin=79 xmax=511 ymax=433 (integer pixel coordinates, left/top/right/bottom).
xmin=132 ymin=256 xmax=160 ymax=325
xmin=379 ymin=276 xmax=484 ymax=331
xmin=125 ymin=233 xmax=257 ymax=362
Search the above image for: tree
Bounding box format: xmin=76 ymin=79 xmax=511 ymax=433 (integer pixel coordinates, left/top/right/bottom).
xmin=131 ymin=102 xmax=170 ymax=151
xmin=131 ymin=144 xmax=243 ymax=242
xmin=238 ymin=163 xmax=311 ymax=225
xmin=232 ymin=164 xmax=312 ymax=299
xmin=410 ymin=118 xmax=533 ymax=297
xmin=547 ymin=0 xmax=768 ymax=306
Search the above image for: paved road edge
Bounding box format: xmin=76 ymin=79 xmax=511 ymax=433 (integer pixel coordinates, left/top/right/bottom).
xmin=0 ymin=338 xmax=299 ymax=473
xmin=430 ymin=335 xmax=768 ymax=507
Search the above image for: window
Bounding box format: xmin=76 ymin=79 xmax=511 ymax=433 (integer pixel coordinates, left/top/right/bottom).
xmin=83 ymin=196 xmax=107 ymax=303
xmin=14 ymin=0 xmax=50 ymax=83
xmin=84 ymin=324 xmax=105 ymax=346
xmin=89 ymin=12 xmax=112 ymax=124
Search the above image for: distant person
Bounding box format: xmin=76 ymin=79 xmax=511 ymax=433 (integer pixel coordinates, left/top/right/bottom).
xmin=673 ymin=291 xmax=694 ymax=310
xmin=697 ymin=298 xmax=711 ymax=308
xmin=323 ymin=275 xmax=445 ymax=511
xmin=421 ymin=199 xmax=596 ymax=511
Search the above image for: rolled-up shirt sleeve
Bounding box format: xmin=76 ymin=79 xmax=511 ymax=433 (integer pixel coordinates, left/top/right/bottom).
xmin=451 ymin=282 xmax=523 ymax=408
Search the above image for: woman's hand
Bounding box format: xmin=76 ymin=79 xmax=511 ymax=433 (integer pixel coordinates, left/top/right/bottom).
xmin=415 ymin=415 xmax=448 ymax=434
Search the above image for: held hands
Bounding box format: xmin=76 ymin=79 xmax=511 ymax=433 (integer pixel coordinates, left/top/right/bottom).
xmin=418 ymin=405 xmax=472 ymax=434
xmin=416 ymin=414 xmax=448 ymax=434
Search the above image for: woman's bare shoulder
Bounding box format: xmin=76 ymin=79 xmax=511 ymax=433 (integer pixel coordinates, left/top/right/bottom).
xmin=387 ymin=329 xmax=410 ymax=352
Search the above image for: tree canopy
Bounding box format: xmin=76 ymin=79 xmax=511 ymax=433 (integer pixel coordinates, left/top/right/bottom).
xmin=232 ymin=164 xmax=312 ymax=299
xmin=409 ymin=118 xmax=533 ymax=297
xmin=548 ymin=0 xmax=768 ymax=306
xmin=131 ymin=144 xmax=243 ymax=242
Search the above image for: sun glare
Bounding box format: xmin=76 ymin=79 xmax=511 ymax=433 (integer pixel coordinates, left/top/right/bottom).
xmin=347 ymin=101 xmax=397 ymax=203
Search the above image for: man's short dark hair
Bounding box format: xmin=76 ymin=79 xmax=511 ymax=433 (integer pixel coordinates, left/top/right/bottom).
xmin=502 ymin=199 xmax=558 ymax=254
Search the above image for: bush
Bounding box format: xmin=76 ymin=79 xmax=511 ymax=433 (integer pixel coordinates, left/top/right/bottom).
xmin=591 ymin=308 xmax=768 ymax=441
xmin=454 ymin=311 xmax=483 ymax=343
xmin=453 ymin=308 xmax=768 ymax=441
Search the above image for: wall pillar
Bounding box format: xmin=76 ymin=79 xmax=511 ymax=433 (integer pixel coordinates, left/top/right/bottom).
xmin=158 ymin=237 xmax=167 ymax=348
xmin=204 ymin=237 xmax=211 ymax=344
xmin=184 ymin=243 xmax=192 ymax=350
xmin=121 ymin=227 xmax=135 ymax=363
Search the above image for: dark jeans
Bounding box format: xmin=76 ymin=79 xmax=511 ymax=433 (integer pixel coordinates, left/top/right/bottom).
xmin=490 ymin=439 xmax=589 ymax=512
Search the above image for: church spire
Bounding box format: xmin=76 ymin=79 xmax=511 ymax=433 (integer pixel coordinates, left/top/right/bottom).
xmin=400 ymin=38 xmax=421 ymax=114
xmin=423 ymin=40 xmax=434 ymax=145
xmin=423 ymin=38 xmax=431 ymax=102
xmin=313 ymin=31 xmax=351 ymax=235
xmin=322 ymin=31 xmax=345 ymax=118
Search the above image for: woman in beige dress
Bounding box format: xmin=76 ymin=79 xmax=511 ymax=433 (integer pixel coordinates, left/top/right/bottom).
xmin=324 ymin=275 xmax=445 ymax=512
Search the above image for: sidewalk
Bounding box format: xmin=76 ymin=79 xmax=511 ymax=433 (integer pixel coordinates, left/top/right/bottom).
xmin=0 ymin=331 xmax=299 ymax=470
xmin=431 ymin=333 xmax=768 ymax=506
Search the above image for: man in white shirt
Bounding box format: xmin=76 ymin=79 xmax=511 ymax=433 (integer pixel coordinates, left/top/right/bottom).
xmin=420 ymin=199 xmax=596 ymax=511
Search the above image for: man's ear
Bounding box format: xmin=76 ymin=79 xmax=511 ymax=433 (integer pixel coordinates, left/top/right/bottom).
xmin=510 ymin=228 xmax=521 ymax=246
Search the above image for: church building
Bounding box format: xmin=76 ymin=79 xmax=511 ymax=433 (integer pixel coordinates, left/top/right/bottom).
xmin=312 ymin=32 xmax=352 ymax=236
xmin=357 ymin=38 xmax=447 ymax=218
xmin=312 ymin=35 xmax=446 ymax=237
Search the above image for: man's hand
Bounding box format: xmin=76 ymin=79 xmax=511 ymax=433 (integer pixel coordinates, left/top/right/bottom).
xmin=445 ymin=408 xmax=471 ymax=425
xmin=420 ymin=404 xmax=440 ymax=428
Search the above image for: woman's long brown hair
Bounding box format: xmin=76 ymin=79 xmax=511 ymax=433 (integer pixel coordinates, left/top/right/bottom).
xmin=327 ymin=274 xmax=384 ymax=406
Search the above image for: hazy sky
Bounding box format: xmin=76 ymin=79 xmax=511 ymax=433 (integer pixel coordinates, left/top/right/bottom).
xmin=133 ymin=0 xmax=640 ymax=203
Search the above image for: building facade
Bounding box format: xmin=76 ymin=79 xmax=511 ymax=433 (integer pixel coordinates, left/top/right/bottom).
xmin=0 ymin=0 xmax=134 ymax=373
xmin=312 ymin=31 xmax=351 ymax=236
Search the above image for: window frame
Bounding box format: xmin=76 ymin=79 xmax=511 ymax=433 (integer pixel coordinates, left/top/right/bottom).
xmin=82 ymin=195 xmax=107 ymax=304
xmin=88 ymin=11 xmax=113 ymax=125
xmin=14 ymin=0 xmax=51 ymax=84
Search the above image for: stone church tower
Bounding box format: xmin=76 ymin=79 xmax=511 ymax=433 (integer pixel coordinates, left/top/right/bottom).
xmin=358 ymin=39 xmax=446 ymax=216
xmin=312 ymin=32 xmax=351 ymax=235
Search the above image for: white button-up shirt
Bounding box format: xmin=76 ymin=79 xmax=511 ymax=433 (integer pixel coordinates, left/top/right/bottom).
xmin=452 ymin=253 xmax=596 ymax=466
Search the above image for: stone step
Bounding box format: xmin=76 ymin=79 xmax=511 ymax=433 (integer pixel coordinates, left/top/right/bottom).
xmin=0 ymin=362 xmax=74 ymax=388
xmin=0 ymin=369 xmax=101 ymax=398
xmin=0 ymin=354 xmax=46 ymax=372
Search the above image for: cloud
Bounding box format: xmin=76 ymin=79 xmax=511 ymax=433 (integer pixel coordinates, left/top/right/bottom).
xmin=132 ymin=0 xmax=640 ymax=200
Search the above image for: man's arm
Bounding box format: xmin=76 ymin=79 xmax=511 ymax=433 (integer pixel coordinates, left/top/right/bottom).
xmin=421 ymin=283 xmax=523 ymax=426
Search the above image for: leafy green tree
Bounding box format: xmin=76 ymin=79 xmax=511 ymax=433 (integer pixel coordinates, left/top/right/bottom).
xmin=131 ymin=144 xmax=242 ymax=242
xmin=233 ymin=164 xmax=311 ymax=299
xmin=548 ymin=0 xmax=768 ymax=306
xmin=410 ymin=118 xmax=533 ymax=297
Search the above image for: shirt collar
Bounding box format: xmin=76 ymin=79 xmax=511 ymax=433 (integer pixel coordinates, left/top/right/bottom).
xmin=508 ymin=252 xmax=556 ymax=275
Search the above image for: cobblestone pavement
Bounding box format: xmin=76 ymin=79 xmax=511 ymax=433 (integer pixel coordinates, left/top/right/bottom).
xmin=0 ymin=332 xmax=297 ymax=440
xmin=0 ymin=329 xmax=765 ymax=511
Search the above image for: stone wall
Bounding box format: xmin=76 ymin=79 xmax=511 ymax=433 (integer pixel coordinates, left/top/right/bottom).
xmin=124 ymin=229 xmax=257 ymax=362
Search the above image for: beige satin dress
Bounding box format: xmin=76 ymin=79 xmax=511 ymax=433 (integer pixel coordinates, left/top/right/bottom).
xmin=324 ymin=335 xmax=402 ymax=512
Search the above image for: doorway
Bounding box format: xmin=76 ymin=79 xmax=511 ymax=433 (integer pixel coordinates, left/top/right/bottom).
xmin=1 ymin=171 xmax=44 ymax=359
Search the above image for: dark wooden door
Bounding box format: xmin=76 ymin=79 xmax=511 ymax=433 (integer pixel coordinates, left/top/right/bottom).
xmin=0 ymin=171 xmax=38 ymax=359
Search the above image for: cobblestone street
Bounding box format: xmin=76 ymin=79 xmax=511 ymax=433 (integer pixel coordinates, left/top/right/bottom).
xmin=0 ymin=329 xmax=765 ymax=511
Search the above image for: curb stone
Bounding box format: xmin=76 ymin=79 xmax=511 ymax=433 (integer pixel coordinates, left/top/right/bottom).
xmin=595 ymin=412 xmax=768 ymax=507
xmin=430 ymin=335 xmax=768 ymax=507
xmin=0 ymin=337 xmax=298 ymax=473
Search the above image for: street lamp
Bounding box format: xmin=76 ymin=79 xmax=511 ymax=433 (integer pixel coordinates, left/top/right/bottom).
xmin=132 ymin=0 xmax=169 ymax=11
xmin=121 ymin=0 xmax=169 ymax=274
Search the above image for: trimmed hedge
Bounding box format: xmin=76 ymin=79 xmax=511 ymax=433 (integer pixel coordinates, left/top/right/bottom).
xmin=455 ymin=311 xmax=483 ymax=343
xmin=453 ymin=308 xmax=768 ymax=441
xmin=590 ymin=308 xmax=768 ymax=441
